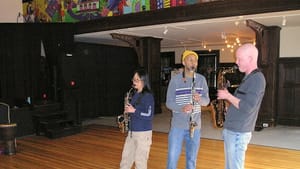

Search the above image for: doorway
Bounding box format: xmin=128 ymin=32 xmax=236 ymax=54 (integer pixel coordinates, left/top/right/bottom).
xmin=196 ymin=50 xmax=219 ymax=100
xmin=160 ymin=52 xmax=175 ymax=102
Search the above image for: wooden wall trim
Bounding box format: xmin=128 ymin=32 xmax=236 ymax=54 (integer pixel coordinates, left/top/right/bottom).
xmin=277 ymin=57 xmax=300 ymax=126
xmin=76 ymin=0 xmax=300 ymax=34
xmin=279 ymin=57 xmax=300 ymax=63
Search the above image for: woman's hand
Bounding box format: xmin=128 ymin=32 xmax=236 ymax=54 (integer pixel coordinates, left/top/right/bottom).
xmin=124 ymin=103 xmax=136 ymax=113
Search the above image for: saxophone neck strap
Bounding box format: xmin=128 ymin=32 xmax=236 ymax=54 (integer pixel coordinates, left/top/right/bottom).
xmin=241 ymin=68 xmax=261 ymax=84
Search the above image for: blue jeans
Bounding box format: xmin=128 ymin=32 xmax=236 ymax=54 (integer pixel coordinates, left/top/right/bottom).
xmin=167 ymin=127 xmax=201 ymax=169
xmin=222 ymin=129 xmax=252 ymax=169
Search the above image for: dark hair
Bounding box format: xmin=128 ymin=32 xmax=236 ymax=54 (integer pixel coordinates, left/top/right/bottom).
xmin=133 ymin=68 xmax=152 ymax=93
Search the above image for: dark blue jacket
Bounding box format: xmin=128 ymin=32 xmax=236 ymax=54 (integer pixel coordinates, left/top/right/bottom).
xmin=130 ymin=92 xmax=154 ymax=131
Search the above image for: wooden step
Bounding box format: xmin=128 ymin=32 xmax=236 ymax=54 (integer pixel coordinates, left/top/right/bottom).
xmin=33 ymin=111 xmax=66 ymax=120
xmin=32 ymin=111 xmax=67 ymax=136
xmin=38 ymin=119 xmax=74 ymax=135
xmin=45 ymin=125 xmax=82 ymax=139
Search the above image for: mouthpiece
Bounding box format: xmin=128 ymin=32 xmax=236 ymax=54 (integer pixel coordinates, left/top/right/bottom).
xmin=232 ymin=65 xmax=238 ymax=70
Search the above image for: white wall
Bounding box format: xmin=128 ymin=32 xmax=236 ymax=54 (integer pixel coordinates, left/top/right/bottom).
xmin=162 ymin=45 xmax=236 ymax=64
xmin=0 ymin=0 xmax=23 ymax=23
xmin=280 ymin=26 xmax=300 ymax=57
xmin=163 ymin=26 xmax=300 ymax=64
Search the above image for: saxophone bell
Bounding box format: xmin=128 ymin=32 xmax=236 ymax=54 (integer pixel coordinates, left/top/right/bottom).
xmin=117 ymin=114 xmax=125 ymax=133
xmin=117 ymin=87 xmax=135 ymax=133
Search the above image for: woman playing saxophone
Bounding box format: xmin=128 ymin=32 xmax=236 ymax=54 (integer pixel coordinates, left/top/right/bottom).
xmin=120 ymin=68 xmax=154 ymax=169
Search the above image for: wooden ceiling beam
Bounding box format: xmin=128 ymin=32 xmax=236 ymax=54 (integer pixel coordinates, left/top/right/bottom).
xmin=76 ymin=0 xmax=300 ymax=34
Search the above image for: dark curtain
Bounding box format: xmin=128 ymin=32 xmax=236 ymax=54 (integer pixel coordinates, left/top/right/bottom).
xmin=0 ymin=24 xmax=40 ymax=107
xmin=70 ymin=43 xmax=138 ymax=119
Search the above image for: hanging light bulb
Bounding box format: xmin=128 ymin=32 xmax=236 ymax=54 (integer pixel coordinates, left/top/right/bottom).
xmin=221 ymin=32 xmax=226 ymax=39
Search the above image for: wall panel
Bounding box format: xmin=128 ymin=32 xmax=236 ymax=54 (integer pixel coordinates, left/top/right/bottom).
xmin=277 ymin=58 xmax=300 ymax=126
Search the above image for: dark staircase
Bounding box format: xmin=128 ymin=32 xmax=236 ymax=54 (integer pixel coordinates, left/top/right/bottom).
xmin=33 ymin=110 xmax=81 ymax=139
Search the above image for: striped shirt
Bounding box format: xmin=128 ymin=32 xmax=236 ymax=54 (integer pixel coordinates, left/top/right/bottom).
xmin=166 ymin=73 xmax=210 ymax=129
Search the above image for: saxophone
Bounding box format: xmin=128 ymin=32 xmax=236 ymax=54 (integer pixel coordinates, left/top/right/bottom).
xmin=117 ymin=88 xmax=134 ymax=133
xmin=210 ymin=66 xmax=237 ymax=128
xmin=189 ymin=72 xmax=197 ymax=138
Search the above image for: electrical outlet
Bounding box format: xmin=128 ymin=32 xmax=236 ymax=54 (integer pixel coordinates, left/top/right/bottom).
xmin=263 ymin=123 xmax=269 ymax=128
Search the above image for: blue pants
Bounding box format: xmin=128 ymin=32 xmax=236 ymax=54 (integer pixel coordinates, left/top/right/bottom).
xmin=223 ymin=128 xmax=252 ymax=169
xmin=167 ymin=127 xmax=201 ymax=169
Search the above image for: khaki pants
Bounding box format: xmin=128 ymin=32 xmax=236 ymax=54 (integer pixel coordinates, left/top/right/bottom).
xmin=120 ymin=130 xmax=152 ymax=169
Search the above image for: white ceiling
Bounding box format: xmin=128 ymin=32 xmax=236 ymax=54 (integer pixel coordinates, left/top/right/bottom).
xmin=75 ymin=10 xmax=300 ymax=50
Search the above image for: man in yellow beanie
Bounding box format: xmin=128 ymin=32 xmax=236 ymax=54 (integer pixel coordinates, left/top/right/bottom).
xmin=181 ymin=50 xmax=199 ymax=63
xmin=166 ymin=50 xmax=210 ymax=169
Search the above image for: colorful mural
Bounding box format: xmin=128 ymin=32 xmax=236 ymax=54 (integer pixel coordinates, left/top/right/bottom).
xmin=22 ymin=0 xmax=200 ymax=23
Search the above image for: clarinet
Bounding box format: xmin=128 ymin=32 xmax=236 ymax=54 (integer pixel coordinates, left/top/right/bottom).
xmin=189 ymin=72 xmax=198 ymax=138
xmin=117 ymin=87 xmax=134 ymax=133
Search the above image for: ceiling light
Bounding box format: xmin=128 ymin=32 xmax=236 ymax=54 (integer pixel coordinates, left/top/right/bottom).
xmin=163 ymin=26 xmax=168 ymax=35
xmin=235 ymin=21 xmax=239 ymax=26
xmin=282 ymin=16 xmax=286 ymax=26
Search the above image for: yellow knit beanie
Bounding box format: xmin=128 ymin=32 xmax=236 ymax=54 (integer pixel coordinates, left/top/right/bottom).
xmin=182 ymin=50 xmax=198 ymax=62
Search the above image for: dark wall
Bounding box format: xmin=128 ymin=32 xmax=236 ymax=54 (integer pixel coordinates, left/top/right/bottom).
xmin=0 ymin=24 xmax=141 ymax=136
xmin=0 ymin=23 xmax=74 ymax=107
xmin=0 ymin=24 xmax=41 ymax=106
xmin=64 ymin=42 xmax=139 ymax=119
xmin=0 ymin=23 xmax=75 ymax=136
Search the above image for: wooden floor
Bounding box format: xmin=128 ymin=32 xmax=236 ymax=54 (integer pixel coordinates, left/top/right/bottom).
xmin=0 ymin=125 xmax=299 ymax=169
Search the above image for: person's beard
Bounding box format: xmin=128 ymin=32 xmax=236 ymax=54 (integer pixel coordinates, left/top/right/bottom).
xmin=187 ymin=66 xmax=196 ymax=72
